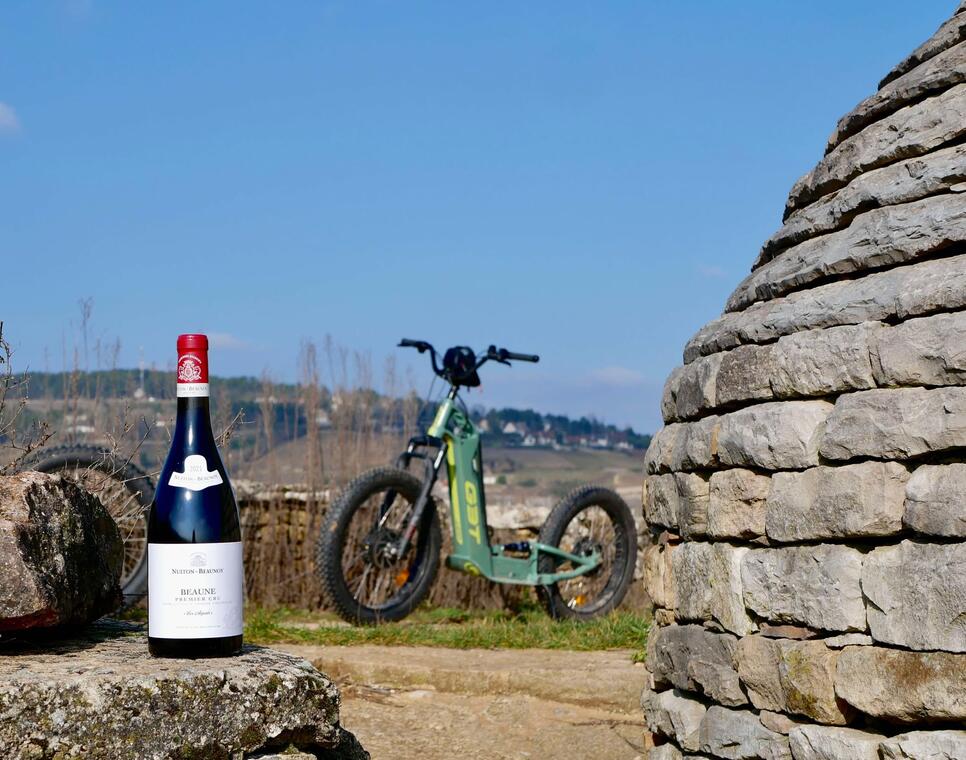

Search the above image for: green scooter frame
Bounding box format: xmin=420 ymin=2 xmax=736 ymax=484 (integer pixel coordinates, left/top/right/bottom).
xmin=400 ymin=393 xmax=600 ymax=586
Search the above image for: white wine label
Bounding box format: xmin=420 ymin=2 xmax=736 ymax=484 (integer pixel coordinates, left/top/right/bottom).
xmin=168 ymin=454 xmax=224 ymax=491
xmin=148 ymin=541 xmax=243 ymax=639
xmin=177 ymin=382 xmax=210 ymax=397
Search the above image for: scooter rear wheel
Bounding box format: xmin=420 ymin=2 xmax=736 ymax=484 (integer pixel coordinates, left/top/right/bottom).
xmin=536 ymin=485 xmax=637 ymax=620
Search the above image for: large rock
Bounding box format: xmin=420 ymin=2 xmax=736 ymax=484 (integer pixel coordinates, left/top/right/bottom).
xmin=861 ymin=540 xmax=966 ymax=652
xmin=904 ymin=463 xmax=966 ymax=536
xmin=729 ymin=194 xmax=966 ymax=312
xmin=708 ymin=469 xmax=769 ymax=540
xmin=698 ymin=706 xmax=792 ymax=760
xmin=715 ymin=401 xmax=832 ymax=471
xmin=645 ymin=688 xmax=707 ymax=752
xmin=879 ymin=731 xmax=966 ymax=759
xmin=787 ymin=725 xmax=883 ymax=760
xmin=740 ymin=546 xmax=866 ymax=633
xmin=872 ymin=310 xmax=966 ymax=388
xmin=761 ymin=144 xmax=966 ymax=266
xmin=672 ymin=542 xmax=756 ymax=636
xmin=787 ymin=83 xmax=966 ymax=213
xmin=0 ymin=472 xmax=122 ymax=633
xmin=764 ymin=462 xmax=908 ymax=542
xmin=647 ymin=624 xmax=746 ymax=707
xmin=0 ymin=620 xmax=367 ymax=759
xmin=820 ymin=386 xmax=966 ymax=461
xmin=684 ymin=254 xmax=966 ymax=362
xmin=835 ymin=646 xmax=966 ymax=723
xmin=735 ymin=637 xmax=851 ymax=725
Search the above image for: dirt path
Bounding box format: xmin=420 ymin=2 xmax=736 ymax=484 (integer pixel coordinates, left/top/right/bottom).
xmin=277 ymin=644 xmax=648 ymax=760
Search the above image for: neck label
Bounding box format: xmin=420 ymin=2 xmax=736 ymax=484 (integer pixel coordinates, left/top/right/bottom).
xmin=178 ymin=351 xmax=209 ymax=397
xmin=168 ymin=454 xmax=224 ymax=491
xmin=177 ymin=382 xmax=209 ymax=397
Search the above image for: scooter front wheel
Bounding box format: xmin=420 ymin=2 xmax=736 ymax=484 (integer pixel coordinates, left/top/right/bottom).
xmin=536 ymin=485 xmax=637 ymax=620
xmin=316 ymin=467 xmax=441 ymax=625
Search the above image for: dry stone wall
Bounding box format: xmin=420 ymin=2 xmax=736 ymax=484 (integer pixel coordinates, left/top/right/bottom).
xmin=642 ymin=5 xmax=966 ymax=758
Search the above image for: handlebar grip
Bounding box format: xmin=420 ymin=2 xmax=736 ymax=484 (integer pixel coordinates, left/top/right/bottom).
xmin=398 ymin=338 xmax=431 ymax=353
xmin=503 ymin=350 xmax=540 ymax=363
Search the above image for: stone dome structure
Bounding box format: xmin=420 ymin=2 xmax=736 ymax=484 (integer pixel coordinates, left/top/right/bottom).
xmin=641 ymin=5 xmax=966 ymax=759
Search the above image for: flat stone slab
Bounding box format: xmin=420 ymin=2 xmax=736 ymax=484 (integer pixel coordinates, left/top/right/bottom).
xmin=275 ymin=643 xmax=644 ymax=713
xmin=0 ymin=621 xmax=367 ymax=760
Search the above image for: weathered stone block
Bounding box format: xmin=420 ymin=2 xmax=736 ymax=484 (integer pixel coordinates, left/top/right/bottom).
xmin=872 ymin=310 xmax=966 ymax=388
xmin=647 ymin=624 xmax=746 ymax=707
xmin=0 ymin=620 xmax=367 ymax=759
xmin=698 ymin=706 xmax=792 ymax=760
xmin=836 ymin=646 xmax=966 ymax=722
xmin=645 ymin=688 xmax=707 ymax=752
xmin=648 ymin=744 xmax=684 ymax=760
xmin=741 ymin=546 xmax=866 ymax=633
xmin=765 ymin=323 xmax=880 ymax=401
xmin=765 ymin=462 xmax=908 ymax=542
xmin=662 ymin=364 xmax=688 ymax=423
xmin=0 ymin=472 xmax=122 ymax=632
xmin=878 ymin=12 xmax=966 ymax=89
xmin=729 ymin=194 xmax=966 ymax=311
xmin=821 ymin=387 xmax=966 ymax=461
xmin=862 ymin=540 xmax=966 ymax=652
xmin=645 ymin=418 xmax=720 ymax=474
xmin=676 ymin=472 xmax=710 ymax=540
xmin=787 ymin=83 xmax=966 ymax=213
xmin=644 ymin=542 xmax=675 ymax=611
xmin=823 ymin=633 xmax=873 ymax=649
xmin=684 ymin=254 xmax=966 ymax=362
xmin=666 ymin=323 xmax=882 ymax=421
xmin=716 ymin=401 xmax=833 ymax=471
xmin=713 ymin=343 xmax=778 ymax=407
xmin=787 ymin=725 xmax=882 ymax=760
xmin=879 ymin=730 xmax=966 ymax=759
xmin=673 ymin=543 xmax=756 ymax=636
xmin=708 ymin=469 xmax=769 ymax=540
xmin=645 ymin=424 xmax=682 ymax=475
xmin=645 ymin=474 xmax=680 ymax=529
xmin=830 ymin=34 xmax=966 ymax=149
xmin=761 ymin=144 xmax=966 ymax=266
xmin=664 ymin=353 xmax=723 ymax=422
xmin=904 ymin=463 xmax=966 ymax=536
xmin=759 ymin=710 xmax=807 ymax=735
xmin=735 ymin=637 xmax=851 ymax=725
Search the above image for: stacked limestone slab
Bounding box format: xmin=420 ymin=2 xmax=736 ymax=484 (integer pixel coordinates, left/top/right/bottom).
xmin=642 ymin=5 xmax=966 ymax=759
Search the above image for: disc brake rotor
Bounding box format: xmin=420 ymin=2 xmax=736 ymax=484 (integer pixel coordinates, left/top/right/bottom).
xmin=364 ymin=527 xmax=402 ymax=569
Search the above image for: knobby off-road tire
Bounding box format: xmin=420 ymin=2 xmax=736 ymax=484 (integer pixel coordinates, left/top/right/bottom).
xmin=536 ymin=485 xmax=637 ymax=620
xmin=317 ymin=467 xmax=441 ymax=625
xmin=28 ymin=444 xmax=154 ymax=608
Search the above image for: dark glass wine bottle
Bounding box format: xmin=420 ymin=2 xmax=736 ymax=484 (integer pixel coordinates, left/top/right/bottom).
xmin=147 ymin=334 xmax=243 ymax=657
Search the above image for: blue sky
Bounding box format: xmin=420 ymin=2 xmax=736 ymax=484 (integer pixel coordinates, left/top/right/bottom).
xmin=0 ymin=1 xmax=954 ymax=430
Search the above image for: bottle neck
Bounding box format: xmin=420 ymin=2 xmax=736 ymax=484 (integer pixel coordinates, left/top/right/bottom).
xmin=174 ymin=395 xmax=217 ymax=448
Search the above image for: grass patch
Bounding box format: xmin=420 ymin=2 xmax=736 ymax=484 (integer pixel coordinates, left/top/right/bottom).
xmin=244 ymin=603 xmax=649 ymax=658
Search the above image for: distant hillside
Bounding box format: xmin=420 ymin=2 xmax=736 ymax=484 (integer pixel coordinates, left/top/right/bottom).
xmin=11 ymin=369 xmax=651 ymax=460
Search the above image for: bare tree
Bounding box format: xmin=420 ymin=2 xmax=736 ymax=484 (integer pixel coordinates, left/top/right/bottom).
xmin=0 ymin=322 xmax=52 ymax=474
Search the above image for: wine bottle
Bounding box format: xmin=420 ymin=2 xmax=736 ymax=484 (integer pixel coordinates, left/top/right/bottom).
xmin=147 ymin=333 xmax=243 ymax=657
